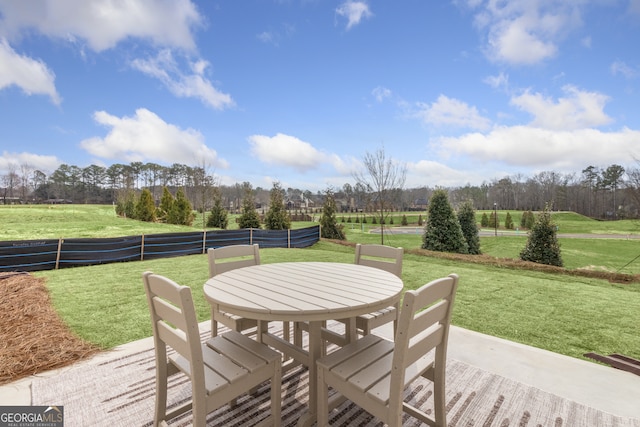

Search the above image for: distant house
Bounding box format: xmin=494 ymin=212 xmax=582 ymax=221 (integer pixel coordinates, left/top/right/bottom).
xmin=286 ymin=195 xmax=314 ymax=211
xmin=1 ymin=196 xmax=22 ymax=205
xmin=413 ymin=198 xmax=428 ymax=210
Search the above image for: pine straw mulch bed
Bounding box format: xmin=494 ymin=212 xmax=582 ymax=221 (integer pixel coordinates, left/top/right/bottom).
xmin=0 ymin=272 xmax=101 ymax=385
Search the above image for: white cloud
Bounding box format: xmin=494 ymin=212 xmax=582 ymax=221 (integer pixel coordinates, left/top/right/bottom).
xmin=468 ymin=1 xmax=584 ymax=65
xmin=248 ymin=133 xmax=328 ymax=172
xmin=0 ymin=38 xmax=61 ymax=104
xmin=611 ymin=60 xmax=638 ymax=79
xmin=131 ymin=50 xmax=234 ymax=110
xmin=257 ymin=24 xmax=295 ymax=46
xmin=510 ymin=85 xmax=612 ymax=130
xmin=414 ymin=95 xmax=491 ymax=130
xmin=0 ymin=151 xmax=61 ymax=174
xmin=257 ymin=31 xmax=277 ymax=45
xmin=484 ymin=72 xmax=509 ymax=90
xmin=434 ymin=126 xmax=640 ymax=171
xmin=487 ymin=17 xmax=558 ymax=64
xmin=372 ymin=86 xmax=392 ymax=102
xmin=336 ymin=1 xmax=373 ymax=30
xmin=0 ymin=0 xmax=203 ymax=52
xmin=80 ymin=108 xmax=228 ymax=168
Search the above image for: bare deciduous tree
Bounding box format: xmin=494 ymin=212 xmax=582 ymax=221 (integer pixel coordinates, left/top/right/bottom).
xmin=353 ymin=146 xmax=407 ymax=244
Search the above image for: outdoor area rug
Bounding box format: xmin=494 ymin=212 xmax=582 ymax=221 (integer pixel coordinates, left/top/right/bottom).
xmin=31 ymin=325 xmax=639 ymax=427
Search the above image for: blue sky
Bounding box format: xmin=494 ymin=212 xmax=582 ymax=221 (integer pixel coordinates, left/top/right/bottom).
xmin=1 ymin=0 xmax=639 ymax=192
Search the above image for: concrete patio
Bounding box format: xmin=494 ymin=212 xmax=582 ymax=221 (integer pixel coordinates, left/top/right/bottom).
xmin=1 ymin=323 xmax=638 ymax=421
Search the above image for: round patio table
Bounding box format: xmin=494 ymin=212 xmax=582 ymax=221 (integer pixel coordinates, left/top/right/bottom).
xmin=203 ymin=261 xmax=403 ymax=426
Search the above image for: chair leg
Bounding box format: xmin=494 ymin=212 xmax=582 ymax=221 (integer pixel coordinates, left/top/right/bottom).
xmin=154 ymin=363 xmax=168 ymax=426
xmin=433 ymin=364 xmax=446 ymax=427
xmin=191 ymin=384 xmax=207 ymax=427
xmin=270 ymin=359 xmax=282 ymax=424
xmin=316 ymin=366 xmax=329 ymax=426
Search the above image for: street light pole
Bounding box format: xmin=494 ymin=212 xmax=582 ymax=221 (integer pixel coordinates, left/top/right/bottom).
xmin=494 ymin=202 xmax=497 ymax=236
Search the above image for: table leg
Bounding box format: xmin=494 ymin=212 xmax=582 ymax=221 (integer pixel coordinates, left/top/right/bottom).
xmin=297 ymin=320 xmax=322 ymax=427
xmin=257 ymin=320 xmax=268 ymax=343
xmin=344 ymin=317 xmax=357 ymax=343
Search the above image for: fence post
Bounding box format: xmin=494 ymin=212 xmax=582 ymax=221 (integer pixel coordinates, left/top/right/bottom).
xmin=288 ymin=229 xmax=291 ymax=248
xmin=55 ymin=238 xmax=63 ymax=270
xmin=140 ymin=234 xmax=145 ymax=261
xmin=202 ymin=230 xmax=207 ymax=254
xmin=250 ymin=228 xmax=253 ymax=245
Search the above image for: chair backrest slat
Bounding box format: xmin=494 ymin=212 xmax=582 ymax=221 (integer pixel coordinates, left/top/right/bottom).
xmin=354 ymin=243 xmax=403 ymax=277
xmin=405 ymin=324 xmax=445 ymax=367
xmin=152 ymin=296 xmax=188 ymax=331
xmin=208 ymin=244 xmax=260 ymax=277
xmin=407 ymin=299 xmax=448 ymax=339
xmin=157 ymin=321 xmax=191 ymax=359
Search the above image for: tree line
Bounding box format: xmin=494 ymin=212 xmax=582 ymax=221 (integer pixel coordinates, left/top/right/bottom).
xmin=2 ymin=160 xmax=639 ymax=220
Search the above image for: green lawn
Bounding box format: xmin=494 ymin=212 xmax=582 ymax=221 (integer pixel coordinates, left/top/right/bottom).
xmin=3 ymin=204 xmax=639 ymax=364
xmin=35 ymin=241 xmax=640 ymax=364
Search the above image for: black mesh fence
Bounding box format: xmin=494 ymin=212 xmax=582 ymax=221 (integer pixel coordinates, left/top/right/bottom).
xmin=0 ymin=225 xmax=320 ymax=272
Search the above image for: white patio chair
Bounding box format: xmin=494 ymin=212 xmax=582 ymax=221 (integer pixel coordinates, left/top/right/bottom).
xmin=207 ymin=244 xmax=260 ymax=337
xmin=352 ymin=243 xmax=403 ymax=335
xmin=316 ymin=273 xmax=459 ymax=427
xmin=142 ymin=271 xmax=282 ymax=427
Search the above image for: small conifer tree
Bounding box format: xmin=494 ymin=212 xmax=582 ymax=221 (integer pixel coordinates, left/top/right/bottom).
xmin=238 ymin=184 xmax=261 ymax=229
xmin=422 ymin=189 xmax=468 ymax=254
xmin=458 ymin=201 xmax=481 ymax=254
xmin=206 ymin=188 xmax=228 ymax=229
xmin=520 ymin=205 xmax=563 ymax=267
xmin=122 ymin=190 xmax=136 ymax=219
xmin=157 ymin=187 xmax=174 ymax=222
xmin=401 ymin=214 xmax=408 ymax=226
xmin=505 ymin=212 xmax=514 ymax=230
xmin=264 ymin=182 xmax=291 ymax=230
xmin=135 ymin=188 xmax=156 ymax=222
xmin=519 ymin=210 xmax=532 ymax=229
xmin=319 ymin=188 xmax=345 ymax=239
xmin=481 ymin=212 xmax=489 ymax=227
xmin=168 ymin=188 xmax=194 ymax=226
